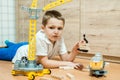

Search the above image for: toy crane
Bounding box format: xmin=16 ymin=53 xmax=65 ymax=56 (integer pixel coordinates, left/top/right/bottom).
xmin=89 ymin=53 xmax=107 ymax=77
xmin=11 ymin=0 xmax=72 ymax=80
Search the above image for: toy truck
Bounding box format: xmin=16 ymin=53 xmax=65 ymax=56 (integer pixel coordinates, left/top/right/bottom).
xmin=89 ymin=53 xmax=107 ymax=77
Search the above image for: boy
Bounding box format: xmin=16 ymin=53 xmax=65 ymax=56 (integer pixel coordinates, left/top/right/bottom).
xmin=0 ymin=10 xmax=84 ymax=70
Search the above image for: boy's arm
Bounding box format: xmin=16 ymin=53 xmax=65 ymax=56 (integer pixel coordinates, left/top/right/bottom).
xmin=60 ymin=42 xmax=80 ymax=62
xmin=60 ymin=52 xmax=78 ymax=62
xmin=36 ymin=56 xmax=83 ymax=70
xmin=37 ymin=56 xmax=71 ymax=68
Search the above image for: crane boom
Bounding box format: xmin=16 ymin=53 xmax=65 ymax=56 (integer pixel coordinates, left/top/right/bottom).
xmin=43 ymin=0 xmax=72 ymax=11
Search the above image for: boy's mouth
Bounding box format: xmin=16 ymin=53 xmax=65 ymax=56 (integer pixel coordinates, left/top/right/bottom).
xmin=53 ymin=36 xmax=58 ymax=37
xmin=53 ymin=35 xmax=59 ymax=38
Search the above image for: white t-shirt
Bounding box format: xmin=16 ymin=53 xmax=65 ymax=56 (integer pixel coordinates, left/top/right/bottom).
xmin=12 ymin=30 xmax=67 ymax=63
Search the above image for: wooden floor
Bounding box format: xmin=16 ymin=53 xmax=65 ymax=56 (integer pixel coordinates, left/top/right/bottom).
xmin=0 ymin=58 xmax=120 ymax=80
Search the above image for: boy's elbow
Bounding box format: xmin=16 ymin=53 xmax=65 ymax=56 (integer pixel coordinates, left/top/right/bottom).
xmin=36 ymin=56 xmax=49 ymax=68
xmin=41 ymin=61 xmax=48 ymax=68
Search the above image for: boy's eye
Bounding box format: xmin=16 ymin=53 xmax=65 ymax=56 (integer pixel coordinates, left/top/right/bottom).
xmin=49 ymin=27 xmax=55 ymax=29
xmin=58 ymin=27 xmax=63 ymax=30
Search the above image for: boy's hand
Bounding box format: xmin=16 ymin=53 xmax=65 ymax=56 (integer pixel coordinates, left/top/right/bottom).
xmin=67 ymin=62 xmax=84 ymax=70
xmin=72 ymin=41 xmax=85 ymax=54
xmin=78 ymin=40 xmax=90 ymax=52
xmin=74 ymin=63 xmax=84 ymax=70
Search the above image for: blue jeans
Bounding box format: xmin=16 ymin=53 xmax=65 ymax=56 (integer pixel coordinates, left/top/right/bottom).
xmin=0 ymin=40 xmax=28 ymax=61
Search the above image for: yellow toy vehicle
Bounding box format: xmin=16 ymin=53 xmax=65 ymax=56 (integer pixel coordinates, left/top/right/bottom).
xmin=89 ymin=53 xmax=107 ymax=76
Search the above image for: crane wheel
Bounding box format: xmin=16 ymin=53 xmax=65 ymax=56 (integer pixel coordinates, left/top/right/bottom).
xmin=11 ymin=70 xmax=16 ymax=76
xmin=28 ymin=72 xmax=35 ymax=80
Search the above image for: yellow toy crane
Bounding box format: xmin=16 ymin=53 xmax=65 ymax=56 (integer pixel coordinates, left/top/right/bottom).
xmin=11 ymin=0 xmax=72 ymax=80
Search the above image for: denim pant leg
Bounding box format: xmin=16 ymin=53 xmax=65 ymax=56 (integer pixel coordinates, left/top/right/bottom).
xmin=0 ymin=41 xmax=28 ymax=61
xmin=0 ymin=47 xmax=14 ymax=61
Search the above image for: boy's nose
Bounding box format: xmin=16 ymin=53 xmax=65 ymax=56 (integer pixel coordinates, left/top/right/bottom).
xmin=54 ymin=29 xmax=59 ymax=34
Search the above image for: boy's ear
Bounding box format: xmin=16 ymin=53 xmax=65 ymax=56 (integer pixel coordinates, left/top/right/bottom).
xmin=41 ymin=25 xmax=45 ymax=30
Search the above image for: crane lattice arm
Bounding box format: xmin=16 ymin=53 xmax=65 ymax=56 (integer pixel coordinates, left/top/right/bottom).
xmin=28 ymin=0 xmax=38 ymax=61
xmin=43 ymin=0 xmax=72 ymax=11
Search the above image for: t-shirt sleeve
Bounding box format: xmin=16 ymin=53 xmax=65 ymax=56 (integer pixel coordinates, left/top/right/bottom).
xmin=59 ymin=38 xmax=67 ymax=55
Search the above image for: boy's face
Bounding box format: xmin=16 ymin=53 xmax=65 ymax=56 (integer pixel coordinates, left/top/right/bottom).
xmin=43 ymin=18 xmax=64 ymax=44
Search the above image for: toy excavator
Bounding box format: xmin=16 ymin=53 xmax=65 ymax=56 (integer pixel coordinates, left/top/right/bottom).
xmin=89 ymin=53 xmax=107 ymax=77
xmin=11 ymin=0 xmax=72 ymax=80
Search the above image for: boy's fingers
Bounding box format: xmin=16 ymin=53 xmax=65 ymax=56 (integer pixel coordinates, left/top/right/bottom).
xmin=77 ymin=64 xmax=84 ymax=70
xmin=79 ymin=40 xmax=85 ymax=45
xmin=74 ymin=64 xmax=84 ymax=70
